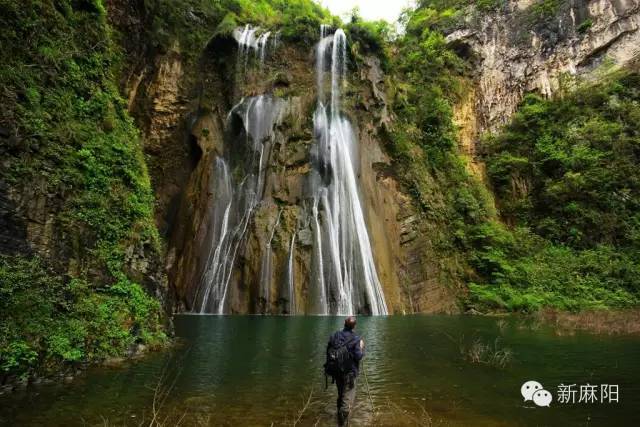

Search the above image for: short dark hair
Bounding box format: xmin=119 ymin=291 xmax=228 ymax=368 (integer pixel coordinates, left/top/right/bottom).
xmin=344 ymin=316 xmax=357 ymax=330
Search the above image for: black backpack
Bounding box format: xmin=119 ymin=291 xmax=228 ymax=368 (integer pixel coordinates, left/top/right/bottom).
xmin=324 ymin=333 xmax=357 ymax=382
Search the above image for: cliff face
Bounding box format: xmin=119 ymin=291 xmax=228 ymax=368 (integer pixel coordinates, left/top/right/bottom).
xmin=0 ymin=0 xmax=169 ymax=380
xmin=448 ymin=0 xmax=640 ymax=138
xmin=0 ymin=0 xmax=166 ymax=293
xmin=119 ymin=21 xmax=464 ymax=314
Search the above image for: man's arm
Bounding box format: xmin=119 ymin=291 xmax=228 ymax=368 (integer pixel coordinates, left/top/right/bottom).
xmin=352 ymin=337 xmax=364 ymax=361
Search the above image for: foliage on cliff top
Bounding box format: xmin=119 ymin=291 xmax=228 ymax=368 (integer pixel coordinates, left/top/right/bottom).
xmin=142 ymin=0 xmax=394 ymax=68
xmin=344 ymin=10 xmax=394 ymax=69
xmin=142 ymin=0 xmax=338 ymax=59
xmin=0 ymin=0 xmax=165 ymax=379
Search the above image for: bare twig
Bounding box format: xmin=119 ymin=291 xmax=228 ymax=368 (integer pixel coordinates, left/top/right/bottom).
xmin=292 ymin=386 xmax=315 ymax=426
xmin=361 ymin=360 xmax=377 ymax=415
xmin=146 ymin=347 xmax=191 ymax=427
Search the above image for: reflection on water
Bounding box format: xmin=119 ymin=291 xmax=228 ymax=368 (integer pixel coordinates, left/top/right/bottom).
xmin=1 ymin=315 xmax=639 ymax=426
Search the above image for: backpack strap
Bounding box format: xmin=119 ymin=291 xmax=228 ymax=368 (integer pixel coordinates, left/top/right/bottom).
xmin=332 ymin=331 xmax=358 ymax=349
xmin=342 ymin=333 xmax=359 ymax=350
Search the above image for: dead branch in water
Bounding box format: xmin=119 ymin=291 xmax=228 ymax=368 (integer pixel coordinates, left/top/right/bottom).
xmin=292 ymin=386 xmax=316 ymax=426
xmin=373 ymin=398 xmax=433 ymax=426
xmin=146 ymin=351 xmax=187 ymax=427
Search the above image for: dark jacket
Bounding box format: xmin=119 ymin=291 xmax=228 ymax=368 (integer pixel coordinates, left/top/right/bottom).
xmin=327 ymin=327 xmax=364 ymax=376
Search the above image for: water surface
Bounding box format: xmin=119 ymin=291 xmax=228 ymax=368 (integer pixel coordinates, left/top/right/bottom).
xmin=1 ymin=315 xmax=639 ymax=426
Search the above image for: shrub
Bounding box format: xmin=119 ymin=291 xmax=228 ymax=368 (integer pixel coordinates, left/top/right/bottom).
xmin=0 ymin=256 xmax=166 ymax=378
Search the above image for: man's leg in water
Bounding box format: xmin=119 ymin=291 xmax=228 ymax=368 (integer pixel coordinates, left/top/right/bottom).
xmin=336 ymin=374 xmax=357 ymax=426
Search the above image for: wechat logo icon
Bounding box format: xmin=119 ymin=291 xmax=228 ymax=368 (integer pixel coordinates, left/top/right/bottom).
xmin=521 ymin=380 xmax=552 ymax=407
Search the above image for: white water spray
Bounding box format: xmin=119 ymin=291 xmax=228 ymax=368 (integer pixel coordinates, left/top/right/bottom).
xmin=195 ymin=95 xmax=285 ymax=314
xmin=259 ymin=209 xmax=282 ymax=313
xmin=286 ymin=233 xmax=297 ymax=315
xmin=310 ymin=28 xmax=388 ymax=315
xmin=233 ymin=25 xmax=274 ymax=71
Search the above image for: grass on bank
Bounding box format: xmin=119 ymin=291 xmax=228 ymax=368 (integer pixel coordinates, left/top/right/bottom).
xmin=535 ymin=308 xmax=640 ymax=335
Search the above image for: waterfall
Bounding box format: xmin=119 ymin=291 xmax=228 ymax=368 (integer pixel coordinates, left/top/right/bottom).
xmin=259 ymin=209 xmax=282 ymax=313
xmin=271 ymin=31 xmax=281 ymax=51
xmin=195 ymin=95 xmax=285 ymax=314
xmin=233 ymin=25 xmax=273 ymax=71
xmin=194 ymin=157 xmax=233 ymax=313
xmin=257 ymin=31 xmax=271 ymax=65
xmin=310 ymin=196 xmax=328 ymax=314
xmin=286 ymin=233 xmax=297 ymax=315
xmin=309 ymin=28 xmax=388 ymax=315
xmin=194 ymin=26 xmax=387 ymax=315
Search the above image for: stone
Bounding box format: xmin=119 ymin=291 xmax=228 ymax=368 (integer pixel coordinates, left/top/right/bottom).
xmin=297 ymin=228 xmax=313 ymax=247
xmin=448 ymin=0 xmax=640 ymax=134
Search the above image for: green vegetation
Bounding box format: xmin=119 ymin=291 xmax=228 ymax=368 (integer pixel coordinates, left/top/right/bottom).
xmin=1 ymin=256 xmax=165 ymax=378
xmin=469 ymin=72 xmax=640 ymax=312
xmin=576 ymin=18 xmax=593 ymax=33
xmin=142 ymin=0 xmax=336 ymax=59
xmin=460 ymin=336 xmax=513 ymax=368
xmin=384 ymin=0 xmax=493 ymax=289
xmin=476 ymin=0 xmax=506 ymax=12
xmin=345 ymin=9 xmax=393 ymax=68
xmin=527 ymin=0 xmax=562 ymax=21
xmin=485 ymin=74 xmax=640 ymax=249
xmin=468 ymin=223 xmax=640 ymax=311
xmin=387 ymin=1 xmax=640 ymax=313
xmin=0 ymin=0 xmax=165 ymax=380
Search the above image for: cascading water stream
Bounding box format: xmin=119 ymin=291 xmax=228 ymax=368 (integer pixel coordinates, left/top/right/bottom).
xmin=194 ymin=25 xmax=387 ymax=315
xmin=233 ymin=25 xmax=273 ymax=72
xmin=259 ymin=209 xmax=282 ymax=312
xmin=286 ymin=233 xmax=297 ymax=314
xmin=195 ymin=95 xmax=285 ymax=314
xmin=195 ymin=157 xmax=233 ymax=313
xmin=310 ymin=28 xmax=388 ymax=315
xmin=257 ymin=31 xmax=270 ymax=65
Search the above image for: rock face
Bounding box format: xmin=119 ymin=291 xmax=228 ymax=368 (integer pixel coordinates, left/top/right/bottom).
xmin=448 ymin=0 xmax=640 ymax=135
xmin=122 ymin=25 xmax=464 ymax=314
xmin=165 ymin=37 xmax=409 ymax=314
xmin=0 ymin=0 xmax=167 ymax=303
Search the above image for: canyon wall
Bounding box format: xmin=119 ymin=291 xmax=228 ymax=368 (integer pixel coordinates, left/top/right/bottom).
xmin=448 ymin=0 xmax=640 ymax=155
xmin=120 ymin=23 xmax=463 ymax=314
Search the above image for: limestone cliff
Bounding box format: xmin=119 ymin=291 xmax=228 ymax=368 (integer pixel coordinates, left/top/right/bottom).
xmin=448 ymin=0 xmax=640 ymax=142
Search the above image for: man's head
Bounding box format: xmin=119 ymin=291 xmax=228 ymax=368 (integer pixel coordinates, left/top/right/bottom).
xmin=344 ymin=316 xmax=357 ymax=330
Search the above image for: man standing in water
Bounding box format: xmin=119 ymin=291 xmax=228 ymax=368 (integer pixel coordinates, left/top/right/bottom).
xmin=325 ymin=316 xmax=365 ymax=426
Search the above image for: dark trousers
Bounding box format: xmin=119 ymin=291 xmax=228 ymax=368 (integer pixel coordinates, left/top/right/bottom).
xmin=336 ymin=373 xmax=357 ymax=426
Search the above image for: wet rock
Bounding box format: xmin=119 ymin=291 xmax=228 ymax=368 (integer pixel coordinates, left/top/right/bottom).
xmin=103 ymin=357 xmax=126 ymax=367
xmin=297 ymin=228 xmax=313 ymax=247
